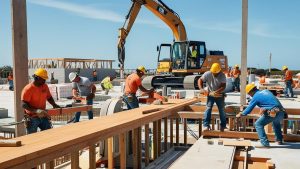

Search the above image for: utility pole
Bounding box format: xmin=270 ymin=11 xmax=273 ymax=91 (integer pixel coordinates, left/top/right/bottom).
xmin=240 ymin=0 xmax=248 ymax=105
xmin=269 ymin=53 xmax=272 ymax=75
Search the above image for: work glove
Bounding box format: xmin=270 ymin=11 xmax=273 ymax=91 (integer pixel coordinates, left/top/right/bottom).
xmin=53 ymin=104 xmax=61 ymax=109
xmin=86 ymin=93 xmax=95 ymax=100
xmin=36 ymin=109 xmax=48 ymax=118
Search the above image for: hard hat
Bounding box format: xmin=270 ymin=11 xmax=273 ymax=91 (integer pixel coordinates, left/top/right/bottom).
xmin=69 ymin=72 xmax=78 ymax=82
xmin=210 ymin=63 xmax=221 ymax=73
xmin=137 ymin=66 xmax=146 ymax=74
xmin=34 ymin=68 xmax=48 ymax=80
xmin=245 ymin=83 xmax=256 ymax=94
xmin=234 ymin=64 xmax=239 ymax=68
xmin=282 ymin=66 xmax=288 ymax=70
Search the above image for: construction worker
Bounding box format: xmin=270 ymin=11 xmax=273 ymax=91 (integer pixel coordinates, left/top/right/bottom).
xmin=259 ymin=75 xmax=266 ymax=85
xmin=21 ymin=68 xmax=60 ymax=134
xmin=101 ymin=76 xmax=115 ymax=95
xmin=198 ymin=63 xmax=227 ymax=131
xmin=230 ymin=64 xmax=241 ymax=92
xmin=123 ymin=66 xmax=154 ymax=109
xmin=69 ymin=72 xmax=96 ymax=123
xmin=282 ymin=66 xmax=294 ymax=98
xmin=296 ymin=73 xmax=300 ymax=88
xmin=7 ymin=72 xmax=14 ymax=91
xmin=92 ymin=69 xmax=97 ymax=82
xmin=236 ymin=84 xmax=286 ymax=147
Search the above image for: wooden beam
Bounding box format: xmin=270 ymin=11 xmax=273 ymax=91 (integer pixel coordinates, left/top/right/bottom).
xmin=176 ymin=118 xmax=179 ymax=146
xmin=183 ymin=118 xmax=187 ymax=146
xmin=153 ymin=121 xmax=158 ymax=160
xmin=119 ymin=133 xmax=126 ymax=169
xmin=144 ymin=124 xmax=149 ymax=166
xmin=170 ymin=118 xmax=173 ymax=147
xmin=164 ymin=117 xmax=168 ymax=152
xmin=11 ymin=0 xmax=29 ymax=137
xmin=45 ymin=161 xmax=54 ymax=169
xmin=157 ymin=119 xmax=161 ymax=157
xmin=89 ymin=144 xmax=96 ymax=169
xmin=108 ymin=137 xmax=114 ymax=169
xmin=71 ymin=151 xmax=79 ymax=169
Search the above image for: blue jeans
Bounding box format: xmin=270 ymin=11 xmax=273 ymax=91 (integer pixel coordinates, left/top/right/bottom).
xmin=74 ymin=99 xmax=93 ymax=122
xmin=123 ymin=94 xmax=139 ymax=110
xmin=255 ymin=111 xmax=284 ymax=146
xmin=284 ymin=80 xmax=294 ymax=97
xmin=203 ymin=96 xmax=227 ymax=128
xmin=26 ymin=117 xmax=52 ymax=134
xmin=233 ymin=77 xmax=240 ymax=92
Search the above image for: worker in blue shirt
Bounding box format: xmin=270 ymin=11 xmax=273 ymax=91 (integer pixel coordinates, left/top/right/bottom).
xmin=236 ymin=83 xmax=286 ymax=147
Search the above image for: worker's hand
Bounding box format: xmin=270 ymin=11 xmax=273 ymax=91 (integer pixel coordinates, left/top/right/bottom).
xmin=36 ymin=109 xmax=48 ymax=118
xmin=199 ymin=89 xmax=208 ymax=95
xmin=149 ymin=88 xmax=155 ymax=93
xmin=240 ymin=105 xmax=245 ymax=112
xmin=86 ymin=93 xmax=95 ymax=100
xmin=236 ymin=112 xmax=243 ymax=118
xmin=259 ymin=108 xmax=266 ymax=115
xmin=209 ymin=91 xmax=223 ymax=97
xmin=53 ymin=104 xmax=60 ymax=109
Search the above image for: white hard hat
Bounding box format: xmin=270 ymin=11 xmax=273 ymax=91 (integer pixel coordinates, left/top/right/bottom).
xmin=69 ymin=72 xmax=77 ymax=82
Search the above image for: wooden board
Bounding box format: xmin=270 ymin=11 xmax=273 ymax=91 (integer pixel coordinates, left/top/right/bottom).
xmin=222 ymin=140 xmax=251 ymax=147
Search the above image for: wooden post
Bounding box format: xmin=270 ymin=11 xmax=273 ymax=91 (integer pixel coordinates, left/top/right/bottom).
xmin=119 ymin=133 xmax=126 ymax=169
xmin=211 ymin=118 xmax=215 ymax=130
xmin=145 ymin=124 xmax=149 ymax=166
xmin=108 ymin=137 xmax=114 ymax=169
xmin=137 ymin=127 xmax=141 ymax=168
xmin=176 ymin=118 xmax=179 ymax=146
xmin=157 ymin=119 xmax=161 ymax=157
xmin=199 ymin=120 xmax=202 ymax=137
xmin=71 ymin=151 xmax=79 ymax=169
xmin=89 ymin=144 xmax=96 ymax=169
xmin=229 ymin=118 xmax=234 ymax=131
xmin=164 ymin=117 xmax=168 ymax=152
xmin=240 ymin=0 xmax=248 ymax=105
xmin=170 ymin=118 xmax=173 ymax=147
xmin=283 ymin=120 xmax=288 ymax=134
xmin=132 ymin=128 xmax=140 ymax=169
xmin=45 ymin=161 xmax=54 ymax=169
xmin=153 ymin=121 xmax=158 ymax=160
xmin=11 ymin=0 xmax=29 ymax=136
xmin=184 ymin=118 xmax=187 ymax=146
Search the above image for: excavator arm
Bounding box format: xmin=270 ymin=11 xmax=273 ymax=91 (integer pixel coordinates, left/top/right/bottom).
xmin=117 ymin=0 xmax=187 ymax=74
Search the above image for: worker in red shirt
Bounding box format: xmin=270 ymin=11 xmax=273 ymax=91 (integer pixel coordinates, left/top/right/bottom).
xmin=123 ymin=66 xmax=154 ymax=109
xmin=7 ymin=72 xmax=14 ymax=91
xmin=21 ymin=68 xmax=60 ymax=134
xmin=282 ymin=66 xmax=294 ymax=98
xmin=230 ymin=64 xmax=241 ymax=92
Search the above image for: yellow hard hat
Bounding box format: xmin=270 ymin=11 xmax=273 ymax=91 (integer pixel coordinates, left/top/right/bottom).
xmin=234 ymin=64 xmax=239 ymax=68
xmin=282 ymin=66 xmax=288 ymax=70
xmin=137 ymin=66 xmax=146 ymax=74
xmin=210 ymin=63 xmax=221 ymax=73
xmin=245 ymin=83 xmax=256 ymax=94
xmin=34 ymin=68 xmax=48 ymax=80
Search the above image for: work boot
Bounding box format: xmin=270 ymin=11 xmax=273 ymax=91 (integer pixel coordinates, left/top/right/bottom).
xmin=220 ymin=127 xmax=228 ymax=132
xmin=254 ymin=141 xmax=270 ymax=148
xmin=203 ymin=126 xmax=211 ymax=131
xmin=275 ymin=140 xmax=283 ymax=145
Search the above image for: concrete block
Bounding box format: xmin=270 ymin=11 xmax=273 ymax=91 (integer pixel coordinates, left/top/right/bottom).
xmin=0 ymin=108 xmax=8 ymax=118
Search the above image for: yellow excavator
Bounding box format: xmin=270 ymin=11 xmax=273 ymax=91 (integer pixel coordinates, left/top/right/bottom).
xmin=118 ymin=0 xmax=228 ymax=89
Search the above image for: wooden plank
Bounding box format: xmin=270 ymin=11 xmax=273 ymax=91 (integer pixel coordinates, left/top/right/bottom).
xmin=11 ymin=0 xmax=29 ymax=137
xmin=89 ymin=144 xmax=96 ymax=169
xmin=144 ymin=124 xmax=149 ymax=166
xmin=71 ymin=151 xmax=79 ymax=169
xmin=184 ymin=118 xmax=187 ymax=146
xmin=158 ymin=119 xmax=161 ymax=157
xmin=164 ymin=117 xmax=168 ymax=152
xmin=137 ymin=127 xmax=141 ymax=169
xmin=170 ymin=118 xmax=173 ymax=147
xmin=119 ymin=133 xmax=126 ymax=169
xmin=223 ymin=140 xmax=251 ymax=147
xmin=153 ymin=121 xmax=158 ymax=160
xmin=132 ymin=128 xmax=138 ymax=169
xmin=0 ymin=98 xmax=199 ymax=168
xmin=45 ymin=161 xmax=54 ymax=169
xmin=176 ymin=118 xmax=179 ymax=146
xmin=0 ymin=140 xmax=21 ymax=147
xmin=108 ymin=137 xmax=114 ymax=169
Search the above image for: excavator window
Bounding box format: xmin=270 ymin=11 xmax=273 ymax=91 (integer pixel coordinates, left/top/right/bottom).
xmin=172 ymin=42 xmax=186 ymax=70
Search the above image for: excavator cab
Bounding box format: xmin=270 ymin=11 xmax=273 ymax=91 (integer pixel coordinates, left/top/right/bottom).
xmin=156 ymin=43 xmax=172 ymax=74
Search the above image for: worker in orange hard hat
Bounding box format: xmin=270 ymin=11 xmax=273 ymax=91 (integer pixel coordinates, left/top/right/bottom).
xmin=236 ymin=83 xmax=287 ymax=147
xmin=123 ymin=66 xmax=154 ymax=109
xmin=21 ymin=68 xmax=60 ymax=134
xmin=198 ymin=63 xmax=227 ymax=132
xmin=230 ymin=64 xmax=241 ymax=92
xmin=282 ymin=66 xmax=294 ymax=98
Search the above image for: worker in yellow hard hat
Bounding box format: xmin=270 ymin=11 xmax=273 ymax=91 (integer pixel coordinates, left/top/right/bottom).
xmin=123 ymin=66 xmax=154 ymax=109
xmin=198 ymin=63 xmax=227 ymax=131
xmin=230 ymin=64 xmax=241 ymax=92
xmin=282 ymin=66 xmax=294 ymax=98
xmin=236 ymin=83 xmax=287 ymax=147
xmin=21 ymin=68 xmax=60 ymax=134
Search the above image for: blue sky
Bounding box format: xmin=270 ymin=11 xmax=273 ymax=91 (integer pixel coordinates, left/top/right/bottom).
xmin=0 ymin=0 xmax=299 ymax=70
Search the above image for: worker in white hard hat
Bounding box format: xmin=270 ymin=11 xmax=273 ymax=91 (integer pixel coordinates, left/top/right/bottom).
xmin=21 ymin=68 xmax=60 ymax=134
xmin=236 ymin=83 xmax=287 ymax=147
xmin=282 ymin=66 xmax=294 ymax=98
xmin=123 ymin=66 xmax=154 ymax=109
xmin=68 ymin=72 xmax=96 ymax=123
xmin=198 ymin=63 xmax=227 ymax=132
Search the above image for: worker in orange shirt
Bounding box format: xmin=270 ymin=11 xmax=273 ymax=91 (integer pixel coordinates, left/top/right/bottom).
xmin=21 ymin=68 xmax=60 ymax=134
xmin=282 ymin=66 xmax=294 ymax=98
xmin=123 ymin=66 xmax=154 ymax=109
xmin=7 ymin=72 xmax=14 ymax=91
xmin=230 ymin=64 xmax=241 ymax=92
xmin=259 ymin=75 xmax=266 ymax=85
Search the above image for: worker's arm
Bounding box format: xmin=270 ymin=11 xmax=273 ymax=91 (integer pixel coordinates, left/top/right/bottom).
xmin=72 ymin=89 xmax=79 ymax=97
xmin=214 ymin=83 xmax=226 ymax=94
xmin=198 ymin=78 xmax=204 ymax=89
xmin=86 ymin=84 xmax=96 ymax=100
xmin=47 ymin=96 xmax=60 ymax=108
xmin=241 ymin=99 xmax=258 ymax=116
xmin=21 ymin=100 xmax=38 ymax=113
